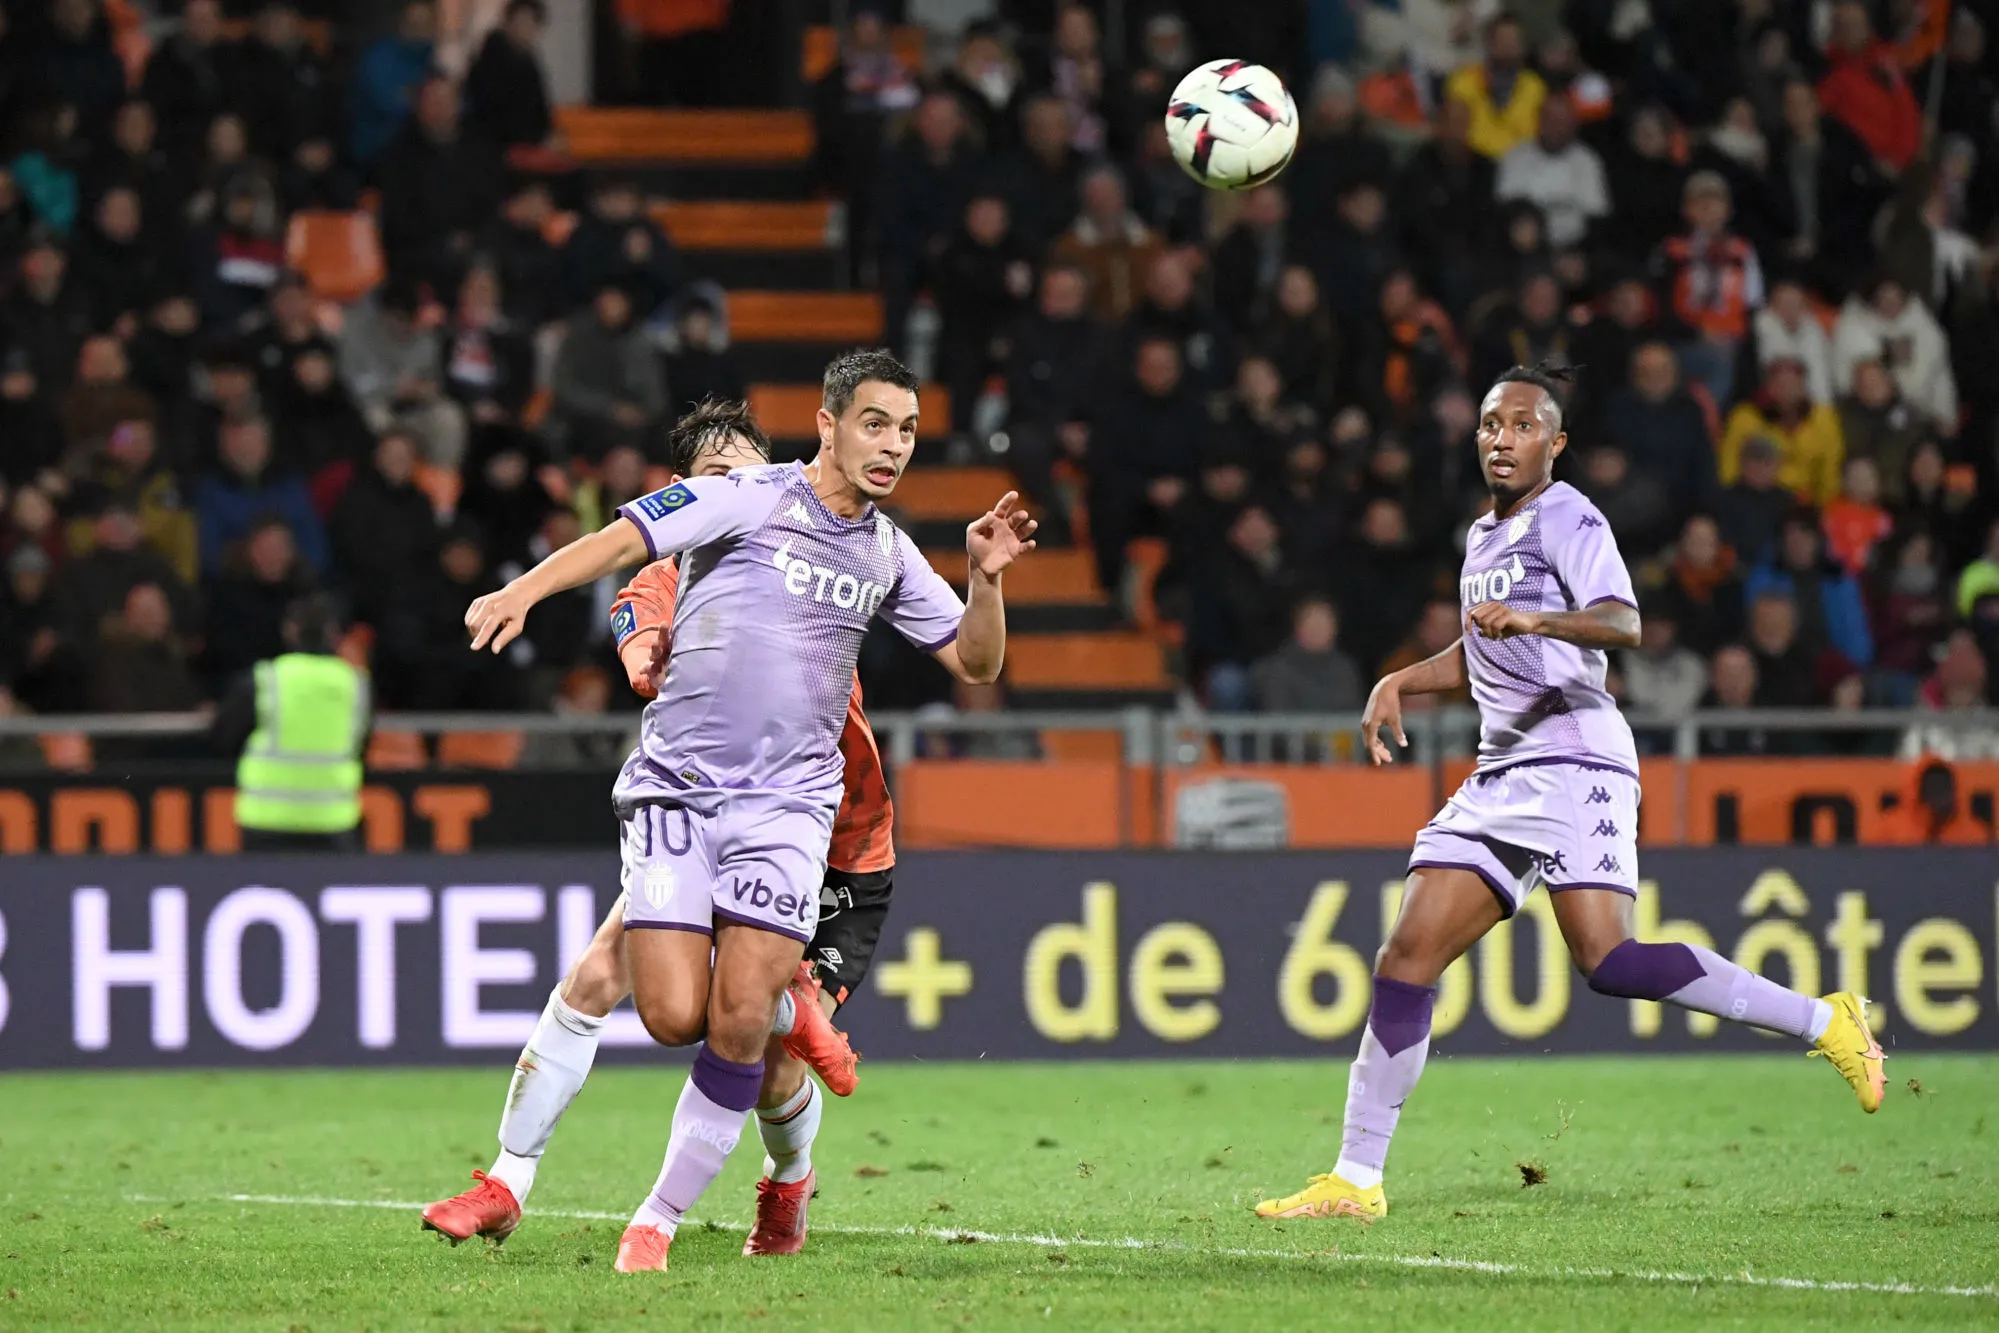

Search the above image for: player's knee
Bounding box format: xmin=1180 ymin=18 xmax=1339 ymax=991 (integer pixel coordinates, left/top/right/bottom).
xmin=706 ymin=985 xmax=780 ymax=1062
xmin=1375 ymin=933 xmax=1438 ymax=983
xmin=632 ymin=989 xmax=704 ymax=1047
xmin=561 ymin=942 xmax=628 ymax=1019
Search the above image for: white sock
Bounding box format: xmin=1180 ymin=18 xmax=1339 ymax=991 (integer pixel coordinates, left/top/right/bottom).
xmin=756 ymin=1081 xmax=820 ymax=1184
xmin=489 ymin=989 xmax=604 ymax=1205
xmin=1805 ymin=998 xmax=1835 ymax=1043
xmin=771 ymin=989 xmax=796 ymax=1036
xmin=630 ymin=1075 xmax=749 ymax=1237
xmin=1333 ymin=1158 xmax=1383 ymax=1190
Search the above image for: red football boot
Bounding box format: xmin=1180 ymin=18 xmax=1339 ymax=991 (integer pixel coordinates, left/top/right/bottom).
xmin=614 ymin=1224 xmax=672 ymax=1272
xmin=420 ymin=1171 xmax=521 ymax=1246
xmin=742 ymin=1170 xmax=815 ymax=1256
xmin=781 ymin=963 xmax=859 ymax=1096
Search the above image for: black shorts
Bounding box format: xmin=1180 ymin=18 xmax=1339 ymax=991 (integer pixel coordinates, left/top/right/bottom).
xmin=807 ymin=867 xmax=893 ymax=1009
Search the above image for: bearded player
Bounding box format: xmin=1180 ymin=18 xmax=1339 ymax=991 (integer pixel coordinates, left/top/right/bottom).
xmin=422 ymin=399 xmax=898 ymax=1256
xmin=463 ymin=351 xmax=1033 ymax=1271
xmin=1257 ymin=363 xmax=1886 ymax=1224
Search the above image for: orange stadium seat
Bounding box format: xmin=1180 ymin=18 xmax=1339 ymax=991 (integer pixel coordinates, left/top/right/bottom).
xmin=552 ymin=108 xmax=814 ymax=164
xmin=412 ymin=462 xmax=462 ymax=516
xmin=285 ymin=211 xmax=386 ymax=303
xmin=366 ymin=732 xmax=428 ymax=771
xmin=1004 ymin=632 xmax=1169 ymax=691
xmin=39 ymin=733 xmax=93 ymax=772
xmin=801 ymin=24 xmax=926 ymax=82
xmin=887 ymin=467 xmax=1015 ymax=522
xmin=924 ymin=545 xmax=1102 ymax=606
xmin=654 ymin=201 xmax=837 ymax=251
xmin=729 ymin=292 xmax=884 ymax=343
xmin=437 ymin=730 xmax=525 ymax=770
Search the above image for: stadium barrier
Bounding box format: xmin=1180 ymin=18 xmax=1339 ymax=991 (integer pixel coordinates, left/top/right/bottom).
xmin=0 ymin=849 xmax=1990 ymax=1068
xmin=0 ymin=709 xmax=1995 ymax=851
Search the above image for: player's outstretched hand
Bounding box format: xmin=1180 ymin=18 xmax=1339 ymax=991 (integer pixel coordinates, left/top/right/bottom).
xmin=1467 ymin=601 xmax=1542 ymax=640
xmin=967 ymin=491 xmax=1037 ymax=578
xmin=465 ymin=584 xmax=533 ymax=653
xmin=1359 ymin=675 xmax=1406 ymax=766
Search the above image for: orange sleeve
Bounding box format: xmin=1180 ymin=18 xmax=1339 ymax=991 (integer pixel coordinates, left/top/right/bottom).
xmin=612 ymin=559 xmax=680 ymax=699
xmin=827 ymin=673 xmax=896 ymax=873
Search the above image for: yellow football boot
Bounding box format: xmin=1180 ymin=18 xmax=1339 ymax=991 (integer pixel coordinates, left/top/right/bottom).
xmin=1254 ymin=1172 xmax=1386 ymax=1222
xmin=1809 ymin=992 xmax=1886 ymax=1113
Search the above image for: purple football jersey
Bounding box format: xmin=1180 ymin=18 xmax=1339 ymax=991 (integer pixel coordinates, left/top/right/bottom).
xmin=1457 ymin=481 xmax=1639 ymax=775
xmin=611 ymin=462 xmax=965 ymax=809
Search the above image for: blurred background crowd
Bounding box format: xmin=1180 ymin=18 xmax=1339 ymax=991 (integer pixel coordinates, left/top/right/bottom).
xmin=1 ymin=0 xmax=1998 ymax=761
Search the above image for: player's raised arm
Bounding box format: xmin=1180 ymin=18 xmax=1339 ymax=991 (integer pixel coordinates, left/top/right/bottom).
xmin=937 ymin=491 xmax=1036 ymax=684
xmin=466 ymin=473 xmax=769 ymax=653
xmin=1359 ymin=638 xmax=1467 ymax=764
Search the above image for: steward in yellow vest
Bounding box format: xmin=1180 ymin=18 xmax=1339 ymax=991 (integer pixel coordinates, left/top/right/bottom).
xmin=224 ymin=594 xmax=370 ymax=851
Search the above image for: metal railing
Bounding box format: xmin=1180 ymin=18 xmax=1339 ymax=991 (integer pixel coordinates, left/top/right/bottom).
xmin=6 ymin=706 xmax=1999 ymax=766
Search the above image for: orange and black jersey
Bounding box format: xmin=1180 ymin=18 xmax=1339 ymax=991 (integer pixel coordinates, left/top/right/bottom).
xmin=612 ymin=560 xmax=896 ymax=873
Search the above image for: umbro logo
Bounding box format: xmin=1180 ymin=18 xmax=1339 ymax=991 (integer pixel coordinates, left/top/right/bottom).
xmin=1592 ymin=820 xmax=1618 ymax=837
xmin=818 ymin=946 xmax=845 ymax=965
xmin=1583 ymin=787 xmax=1612 ymax=804
xmin=788 ymin=499 xmax=816 ymax=527
xmin=1578 ymin=515 xmax=1604 ymax=529
xmin=1594 ymin=854 xmax=1621 ymax=873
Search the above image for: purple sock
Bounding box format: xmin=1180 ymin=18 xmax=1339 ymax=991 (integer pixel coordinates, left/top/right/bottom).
xmin=631 ymin=1046 xmax=763 ymax=1236
xmin=1589 ymin=940 xmax=1816 ymax=1038
xmin=1335 ymin=976 xmax=1436 ymax=1184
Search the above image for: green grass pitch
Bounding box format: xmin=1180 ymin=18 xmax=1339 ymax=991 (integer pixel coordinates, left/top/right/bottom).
xmin=5 ymin=1055 xmax=1997 ymax=1330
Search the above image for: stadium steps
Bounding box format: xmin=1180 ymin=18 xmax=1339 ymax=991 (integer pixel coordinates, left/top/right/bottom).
xmin=553 ymin=107 xmax=815 ymax=165
xmin=544 ymin=80 xmax=1146 ymax=701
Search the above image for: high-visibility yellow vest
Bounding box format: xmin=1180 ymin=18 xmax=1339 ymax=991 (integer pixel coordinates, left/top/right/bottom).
xmin=234 ymin=654 xmax=368 ymax=834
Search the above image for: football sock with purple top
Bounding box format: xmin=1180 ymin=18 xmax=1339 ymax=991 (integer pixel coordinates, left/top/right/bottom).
xmin=629 ymin=1046 xmax=762 ymax=1236
xmin=1333 ymin=975 xmax=1436 ymax=1190
xmin=1588 ymin=939 xmax=1832 ymax=1040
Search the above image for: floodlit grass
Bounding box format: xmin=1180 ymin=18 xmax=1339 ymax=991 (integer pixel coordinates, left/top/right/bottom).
xmin=5 ymin=1055 xmax=1996 ymax=1329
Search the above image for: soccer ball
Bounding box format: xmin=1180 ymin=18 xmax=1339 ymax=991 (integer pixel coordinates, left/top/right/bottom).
xmin=1163 ymin=60 xmax=1299 ymax=191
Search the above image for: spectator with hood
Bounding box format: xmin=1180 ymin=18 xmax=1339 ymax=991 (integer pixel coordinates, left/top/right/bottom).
xmin=1744 ymin=510 xmax=1873 ymax=669
xmin=562 ymin=175 xmax=681 ymax=318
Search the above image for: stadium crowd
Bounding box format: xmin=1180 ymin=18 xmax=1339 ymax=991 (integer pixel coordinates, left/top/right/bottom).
xmin=0 ymin=0 xmax=1995 ymax=761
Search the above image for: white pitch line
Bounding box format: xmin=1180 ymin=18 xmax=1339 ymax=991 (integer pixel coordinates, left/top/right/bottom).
xmin=126 ymin=1192 xmax=1999 ymax=1301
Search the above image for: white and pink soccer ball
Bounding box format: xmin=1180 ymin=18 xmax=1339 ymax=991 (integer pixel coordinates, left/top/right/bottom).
xmin=1163 ymin=59 xmax=1299 ymax=191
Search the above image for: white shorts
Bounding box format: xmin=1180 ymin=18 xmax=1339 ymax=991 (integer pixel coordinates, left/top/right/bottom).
xmin=1409 ymin=761 xmax=1641 ymax=917
xmin=617 ymin=794 xmax=836 ymax=944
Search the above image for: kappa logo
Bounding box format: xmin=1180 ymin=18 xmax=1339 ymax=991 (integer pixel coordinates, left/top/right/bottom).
xmin=634 ymin=483 xmax=697 ymax=521
xmin=787 ymin=499 xmax=816 ymax=528
xmin=1594 ymin=854 xmax=1621 ymax=873
xmin=770 ymin=537 xmax=890 ymax=615
xmin=1583 ymin=786 xmax=1612 ymax=804
xmin=1578 ymin=514 xmax=1604 ymax=529
xmin=1461 ymin=554 xmax=1528 ymax=605
xmin=1592 ymin=819 xmax=1618 ymax=837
